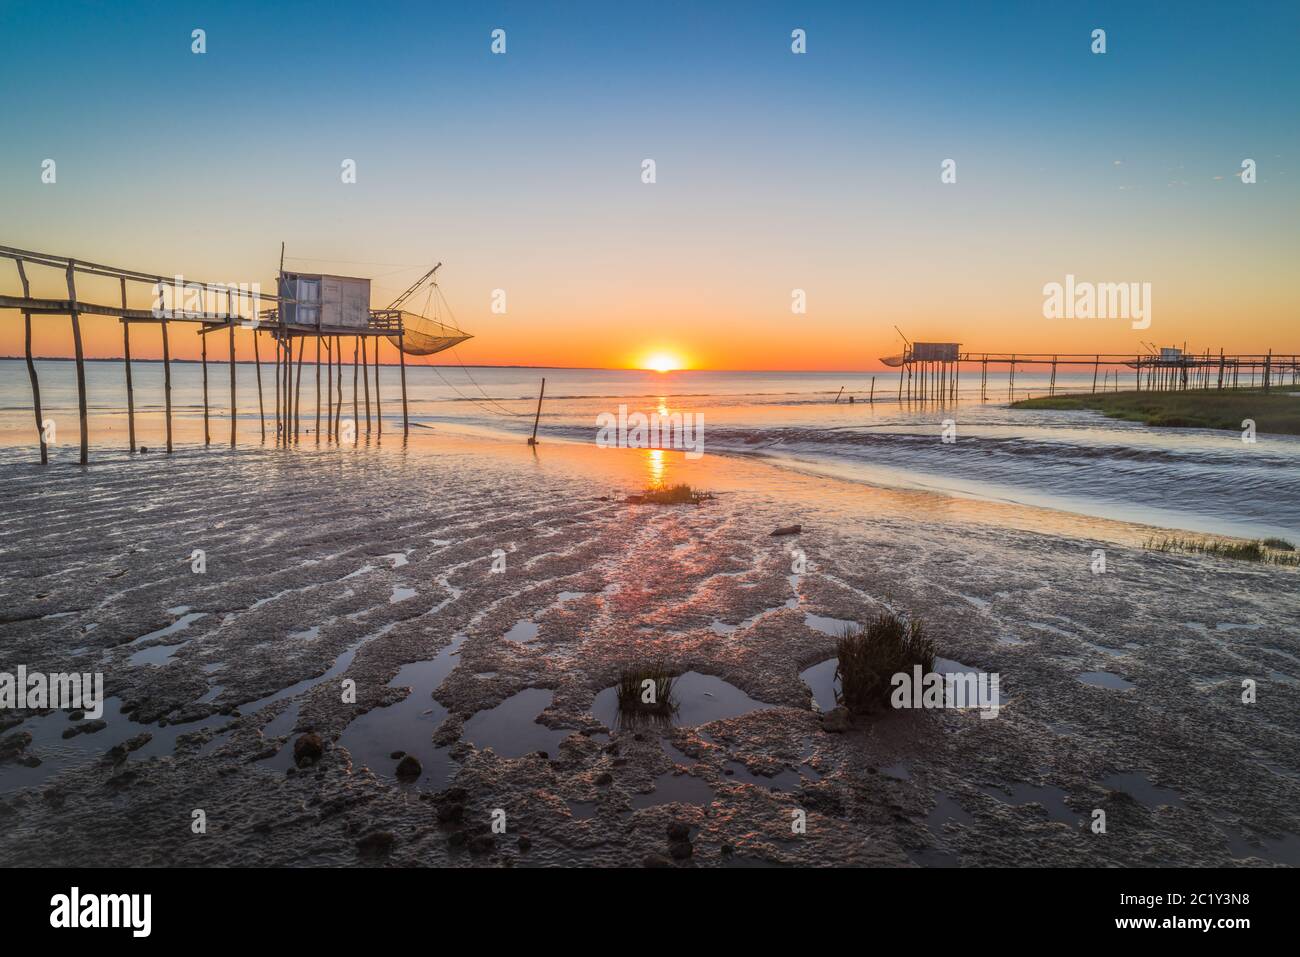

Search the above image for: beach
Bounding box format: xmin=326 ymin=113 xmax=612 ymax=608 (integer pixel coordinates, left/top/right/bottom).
xmin=1 ymin=395 xmax=1297 ymax=867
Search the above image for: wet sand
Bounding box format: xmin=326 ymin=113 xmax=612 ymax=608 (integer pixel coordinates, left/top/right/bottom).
xmin=1 ymin=427 xmax=1297 ymax=866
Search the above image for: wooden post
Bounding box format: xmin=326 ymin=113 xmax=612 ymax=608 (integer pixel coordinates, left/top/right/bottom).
xmin=398 ymin=325 xmax=409 ymax=436
xmin=65 ymin=261 xmax=89 ymax=465
xmin=294 ymin=337 xmax=304 ymax=441
xmin=162 ymin=319 xmax=173 ymax=453
xmin=325 ymin=337 xmax=333 ymax=438
xmin=1264 ymin=350 xmax=1272 ymax=393
xmin=361 ymin=337 xmax=372 ymax=434
xmin=226 ymin=291 xmax=236 ymax=448
xmin=253 ymin=330 xmax=265 ymax=441
xmin=120 ymin=277 xmax=136 ymax=452
xmin=15 ymin=260 xmax=47 ymax=465
xmin=335 ymin=335 xmax=343 ymax=436
xmin=834 ymin=386 xmax=843 ymax=404
xmin=201 ymin=328 xmax=210 ymax=445
xmin=273 ymin=336 xmax=281 ymax=442
xmin=869 ymin=376 xmax=875 ymax=403
xmin=1092 ymin=355 xmax=1099 ymax=393
xmin=373 ymin=335 xmax=383 ymax=436
xmin=352 ymin=337 xmax=360 ymax=431
xmin=528 ymin=377 xmax=546 ymax=445
xmin=228 ymin=324 xmax=237 ymax=449
xmin=315 ymin=337 xmax=322 ymax=443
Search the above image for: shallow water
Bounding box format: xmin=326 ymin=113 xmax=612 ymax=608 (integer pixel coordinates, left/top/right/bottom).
xmin=5 ymin=359 xmax=1297 ymax=540
xmin=591 ymin=671 xmax=777 ymax=730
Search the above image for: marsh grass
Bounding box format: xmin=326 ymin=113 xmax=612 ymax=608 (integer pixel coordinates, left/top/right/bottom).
xmin=1012 ymin=389 xmax=1300 ymax=436
xmin=632 ymin=484 xmax=714 ymax=505
xmin=615 ymin=663 xmax=679 ymax=729
xmin=1143 ymin=535 xmax=1300 ymax=566
xmin=834 ymin=612 xmax=936 ymax=715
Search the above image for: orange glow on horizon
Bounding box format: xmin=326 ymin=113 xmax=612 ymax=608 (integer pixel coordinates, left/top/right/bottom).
xmin=640 ymin=352 xmax=685 ymax=373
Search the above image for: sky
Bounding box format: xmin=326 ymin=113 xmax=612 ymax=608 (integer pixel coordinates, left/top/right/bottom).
xmin=1 ymin=0 xmax=1297 ymax=370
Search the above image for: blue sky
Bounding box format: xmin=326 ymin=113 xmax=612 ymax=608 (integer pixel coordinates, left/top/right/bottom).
xmin=2 ymin=0 xmax=1297 ymax=366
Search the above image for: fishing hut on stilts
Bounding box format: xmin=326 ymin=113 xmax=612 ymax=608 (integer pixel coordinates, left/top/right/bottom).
xmin=0 ymin=243 xmax=470 ymax=464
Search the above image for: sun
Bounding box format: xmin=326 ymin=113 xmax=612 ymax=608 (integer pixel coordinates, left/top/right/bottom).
xmin=642 ymin=353 xmax=684 ymax=373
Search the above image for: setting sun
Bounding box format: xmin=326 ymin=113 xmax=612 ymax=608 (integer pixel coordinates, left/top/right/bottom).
xmin=641 ymin=353 xmax=684 ymax=373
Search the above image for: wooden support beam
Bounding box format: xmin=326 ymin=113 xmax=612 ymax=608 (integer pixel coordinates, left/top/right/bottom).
xmin=65 ymin=262 xmax=89 ymax=465
xmin=228 ymin=295 xmax=237 ymax=449
xmin=361 ymin=336 xmax=371 ymax=434
xmin=17 ymin=260 xmax=47 ymax=465
xmin=373 ymin=335 xmax=382 ymax=436
xmin=338 ymin=335 xmax=348 ymax=436
xmin=121 ymin=278 xmax=136 ymax=451
xmin=326 ymin=337 xmax=334 ymax=438
xmin=254 ymin=329 xmax=265 ymax=441
xmin=293 ymin=336 xmax=304 ymax=442
xmin=352 ymin=337 xmax=360 ymax=434
xmin=201 ymin=330 xmax=210 ymax=445
xmin=315 ymin=337 xmax=322 ymax=443
xmin=274 ymin=335 xmax=282 ymax=443
xmin=398 ymin=329 xmax=408 ymax=436
xmin=162 ymin=320 xmax=173 ymax=453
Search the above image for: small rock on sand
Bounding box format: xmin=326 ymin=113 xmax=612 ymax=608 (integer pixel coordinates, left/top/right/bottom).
xmin=821 ymin=707 xmax=851 ymax=733
xmin=395 ymin=754 xmax=422 ymax=781
xmin=769 ymin=524 xmax=802 ymax=537
xmin=643 ymin=852 xmax=673 ymax=868
xmin=292 ymin=732 xmax=324 ymax=767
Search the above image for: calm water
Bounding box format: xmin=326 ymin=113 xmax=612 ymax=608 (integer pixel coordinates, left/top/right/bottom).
xmin=3 ymin=359 xmax=1298 ymax=540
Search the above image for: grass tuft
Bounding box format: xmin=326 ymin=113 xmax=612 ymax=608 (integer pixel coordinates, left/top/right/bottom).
xmin=631 ymin=484 xmax=714 ymax=505
xmin=1143 ymin=535 xmax=1300 ymax=566
xmin=834 ymin=611 xmax=936 ymax=715
xmin=615 ymin=663 xmax=679 ymax=729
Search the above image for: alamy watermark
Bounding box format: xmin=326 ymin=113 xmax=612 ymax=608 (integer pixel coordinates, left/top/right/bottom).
xmin=1043 ymin=274 xmax=1151 ymax=330
xmin=1 ymin=666 xmax=104 ymax=718
xmin=152 ymin=275 xmax=263 ymax=328
xmin=596 ymin=404 xmax=705 ymax=459
xmin=891 ymin=665 xmax=1001 ymax=719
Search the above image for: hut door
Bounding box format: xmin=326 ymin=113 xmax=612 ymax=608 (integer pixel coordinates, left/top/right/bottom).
xmin=298 ymin=278 xmax=321 ymax=327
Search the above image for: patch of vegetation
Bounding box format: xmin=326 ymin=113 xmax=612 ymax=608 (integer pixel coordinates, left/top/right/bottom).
xmin=1143 ymin=536 xmax=1300 ymax=566
xmin=1012 ymin=389 xmax=1300 ymax=436
xmin=615 ymin=663 xmax=679 ymax=728
xmin=629 ymin=484 xmax=714 ymax=505
xmin=834 ymin=611 xmax=936 ymax=715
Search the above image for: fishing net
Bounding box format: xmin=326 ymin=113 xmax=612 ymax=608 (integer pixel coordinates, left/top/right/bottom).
xmin=388 ymin=311 xmax=473 ymax=356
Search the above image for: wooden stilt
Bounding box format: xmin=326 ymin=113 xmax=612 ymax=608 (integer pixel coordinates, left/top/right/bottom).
xmin=338 ymin=335 xmax=348 ymax=434
xmin=373 ymin=335 xmax=382 ymax=436
xmin=326 ymin=337 xmax=334 ymax=438
xmin=253 ymin=330 xmax=265 ymax=442
xmin=16 ymin=260 xmax=47 ymax=465
xmin=398 ymin=326 xmax=409 ymax=436
xmin=228 ymin=320 xmax=237 ymax=448
xmin=294 ymin=337 xmax=304 ymax=441
xmin=274 ymin=335 xmax=282 ymax=442
xmin=201 ymin=330 xmax=210 ymax=445
xmin=361 ymin=337 xmax=371 ymax=434
xmin=1091 ymin=355 xmax=1099 ymax=393
xmin=121 ymin=278 xmax=136 ymax=452
xmin=315 ymin=337 xmax=322 ymax=443
xmin=162 ymin=320 xmax=173 ymax=454
xmin=352 ymin=336 xmax=360 ymax=432
xmin=65 ymin=262 xmax=89 ymax=465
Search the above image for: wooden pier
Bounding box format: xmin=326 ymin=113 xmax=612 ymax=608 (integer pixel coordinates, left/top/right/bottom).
xmin=886 ymin=343 xmax=1299 ymax=403
xmin=1 ymin=244 xmax=468 ymax=465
